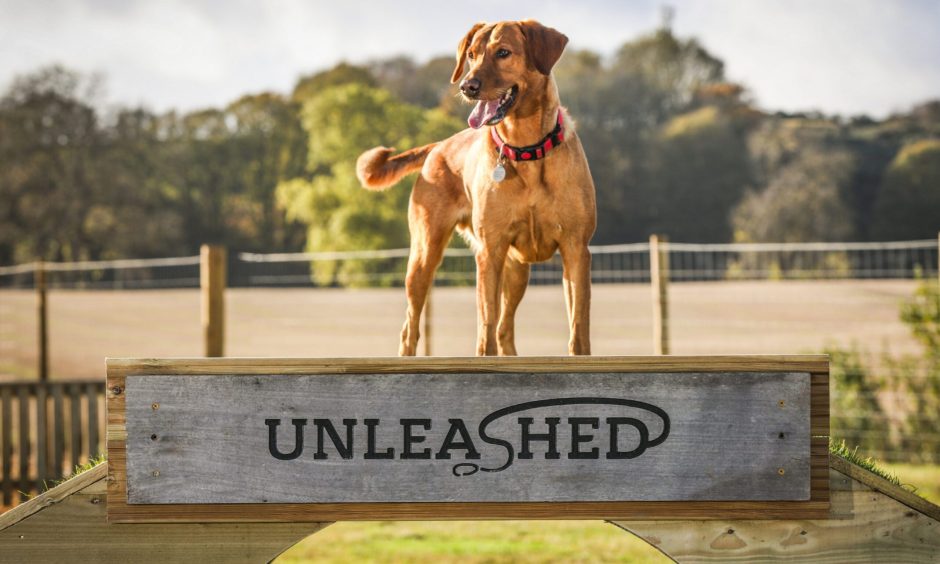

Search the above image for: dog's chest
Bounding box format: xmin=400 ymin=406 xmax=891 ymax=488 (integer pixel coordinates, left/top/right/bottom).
xmin=497 ymin=185 xmax=565 ymax=263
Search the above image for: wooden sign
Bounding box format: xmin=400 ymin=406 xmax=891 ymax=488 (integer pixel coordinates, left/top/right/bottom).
xmin=106 ymin=356 xmax=829 ymax=522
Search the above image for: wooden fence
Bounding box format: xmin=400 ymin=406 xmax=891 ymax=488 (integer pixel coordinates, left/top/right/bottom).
xmin=0 ymin=380 xmax=106 ymax=508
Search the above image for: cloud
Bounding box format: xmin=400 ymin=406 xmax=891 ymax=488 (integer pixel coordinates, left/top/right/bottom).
xmin=675 ymin=0 xmax=940 ymax=116
xmin=0 ymin=0 xmax=937 ymax=116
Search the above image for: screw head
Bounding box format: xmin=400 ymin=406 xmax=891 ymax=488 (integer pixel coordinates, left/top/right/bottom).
xmin=151 ymin=402 xmax=159 ymax=410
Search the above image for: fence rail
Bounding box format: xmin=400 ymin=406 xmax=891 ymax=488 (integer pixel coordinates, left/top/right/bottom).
xmin=0 ymin=380 xmax=106 ymax=508
xmin=4 ymin=239 xmax=934 ymax=289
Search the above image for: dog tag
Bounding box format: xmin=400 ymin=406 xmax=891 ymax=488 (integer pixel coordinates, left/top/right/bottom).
xmin=492 ymin=162 xmax=506 ymax=182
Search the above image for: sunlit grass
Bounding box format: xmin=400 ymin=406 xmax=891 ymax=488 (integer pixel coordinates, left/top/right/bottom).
xmin=275 ymin=520 xmax=669 ymax=564
xmin=881 ymin=462 xmax=940 ymax=503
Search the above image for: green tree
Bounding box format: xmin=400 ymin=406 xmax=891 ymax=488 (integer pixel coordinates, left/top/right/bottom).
xmin=551 ymin=29 xmax=732 ymax=243
xmin=276 ymin=83 xmax=462 ymax=285
xmin=0 ymin=65 xmax=104 ymax=263
xmin=732 ymin=149 xmax=857 ymax=243
xmin=225 ymin=93 xmax=308 ymax=251
xmin=292 ymin=63 xmax=376 ymax=104
xmin=872 ymin=139 xmax=940 ymax=240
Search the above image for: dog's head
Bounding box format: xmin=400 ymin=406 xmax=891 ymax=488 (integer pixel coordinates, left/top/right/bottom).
xmin=451 ymin=20 xmax=568 ymax=129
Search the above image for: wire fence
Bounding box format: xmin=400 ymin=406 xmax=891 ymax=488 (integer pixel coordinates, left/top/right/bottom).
xmin=1 ymin=238 xmax=938 ymax=464
xmin=3 ymin=239 xmax=936 ymax=289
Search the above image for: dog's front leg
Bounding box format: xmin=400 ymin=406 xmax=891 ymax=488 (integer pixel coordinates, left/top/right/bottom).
xmin=561 ymin=243 xmax=592 ymax=355
xmin=475 ymin=244 xmax=509 ymax=356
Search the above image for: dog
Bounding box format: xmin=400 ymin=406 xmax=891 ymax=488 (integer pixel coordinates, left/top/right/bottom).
xmin=357 ymin=19 xmax=596 ymax=356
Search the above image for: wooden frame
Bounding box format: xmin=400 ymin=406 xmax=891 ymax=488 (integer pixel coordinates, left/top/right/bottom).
xmin=107 ymin=355 xmax=829 ymax=523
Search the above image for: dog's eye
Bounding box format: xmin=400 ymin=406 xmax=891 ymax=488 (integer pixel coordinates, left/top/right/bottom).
xmin=496 ymin=49 xmax=511 ymax=59
xmin=467 ymin=51 xmax=475 ymax=60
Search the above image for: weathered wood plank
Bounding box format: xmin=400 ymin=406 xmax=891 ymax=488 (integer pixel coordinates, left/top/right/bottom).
xmin=107 ymin=357 xmax=829 ymax=522
xmin=1 ymin=385 xmax=12 ymax=506
xmin=35 ymin=386 xmax=47 ymax=487
xmin=51 ymin=385 xmax=63 ymax=478
xmin=17 ymin=385 xmax=30 ymax=502
xmin=4 ymin=459 xmax=938 ymax=563
xmin=105 ymin=355 xmax=831 ymax=376
xmin=85 ymin=384 xmax=99 ymax=459
xmin=612 ymin=462 xmax=940 ymax=562
xmin=125 ymin=371 xmax=810 ymax=504
xmin=0 ymin=463 xmax=329 ymax=564
xmin=68 ymin=384 xmax=82 ymax=469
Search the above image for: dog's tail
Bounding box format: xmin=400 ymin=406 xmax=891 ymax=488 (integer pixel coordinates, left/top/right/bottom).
xmin=356 ymin=143 xmax=436 ymax=191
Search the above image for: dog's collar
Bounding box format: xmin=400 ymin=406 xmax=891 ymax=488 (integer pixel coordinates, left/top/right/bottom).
xmin=490 ymin=111 xmax=565 ymax=162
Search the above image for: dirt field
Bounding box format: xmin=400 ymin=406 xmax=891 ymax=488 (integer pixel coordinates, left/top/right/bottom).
xmin=0 ymin=279 xmax=922 ymax=380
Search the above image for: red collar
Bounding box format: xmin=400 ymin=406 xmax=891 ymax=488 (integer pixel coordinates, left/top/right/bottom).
xmin=490 ymin=111 xmax=565 ymax=161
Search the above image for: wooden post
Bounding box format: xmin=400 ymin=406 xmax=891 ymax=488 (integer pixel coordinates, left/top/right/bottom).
xmin=423 ymin=288 xmax=432 ymax=357
xmin=650 ymin=235 xmax=670 ymax=355
xmin=36 ymin=260 xmax=48 ymax=381
xmin=200 ymin=245 xmax=226 ymax=358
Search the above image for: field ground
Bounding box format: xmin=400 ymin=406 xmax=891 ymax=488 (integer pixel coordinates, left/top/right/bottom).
xmin=2 ymin=279 xmax=936 ymax=563
xmin=0 ymin=279 xmax=922 ymax=380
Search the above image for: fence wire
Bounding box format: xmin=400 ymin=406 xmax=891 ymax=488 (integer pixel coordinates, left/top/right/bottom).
xmin=2 ymin=239 xmax=935 ymax=289
xmin=1 ymin=239 xmax=938 ymax=463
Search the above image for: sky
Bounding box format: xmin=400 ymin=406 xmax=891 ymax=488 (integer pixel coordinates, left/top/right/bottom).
xmin=1 ymin=0 xmax=938 ymax=118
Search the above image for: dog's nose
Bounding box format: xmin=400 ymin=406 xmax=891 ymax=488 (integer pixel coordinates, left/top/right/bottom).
xmin=460 ymin=78 xmax=481 ymax=98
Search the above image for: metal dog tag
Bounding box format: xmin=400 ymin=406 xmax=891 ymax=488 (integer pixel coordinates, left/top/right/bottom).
xmin=492 ymin=162 xmax=506 ymax=182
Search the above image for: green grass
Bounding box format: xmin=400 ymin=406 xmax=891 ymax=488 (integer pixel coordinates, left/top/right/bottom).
xmin=881 ymin=462 xmax=940 ymax=503
xmin=41 ymin=453 xmax=107 ymax=493
xmin=275 ymin=521 xmax=669 ymax=564
xmin=828 ymin=438 xmax=902 ymax=487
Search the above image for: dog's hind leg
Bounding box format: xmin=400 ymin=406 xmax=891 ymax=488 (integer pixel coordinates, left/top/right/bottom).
xmin=399 ymin=180 xmax=457 ymax=356
xmin=497 ymin=256 xmax=530 ymax=356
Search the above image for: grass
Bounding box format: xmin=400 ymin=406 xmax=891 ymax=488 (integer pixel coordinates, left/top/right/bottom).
xmin=275 ymin=521 xmax=669 ymax=564
xmin=828 ymin=438 xmax=902 ymax=487
xmin=881 ymin=462 xmax=940 ymax=502
xmin=39 ymin=454 xmax=107 ymax=494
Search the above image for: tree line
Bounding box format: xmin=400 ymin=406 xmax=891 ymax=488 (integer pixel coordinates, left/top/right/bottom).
xmin=1 ymin=26 xmax=938 ymax=266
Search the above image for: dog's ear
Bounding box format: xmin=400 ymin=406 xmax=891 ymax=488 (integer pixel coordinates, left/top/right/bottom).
xmin=518 ymin=20 xmax=568 ymax=75
xmin=451 ymin=22 xmax=486 ymax=84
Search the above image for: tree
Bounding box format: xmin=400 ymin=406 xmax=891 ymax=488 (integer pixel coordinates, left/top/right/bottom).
xmin=276 ymin=83 xmax=462 ymax=285
xmin=645 ymin=104 xmax=754 ymax=242
xmin=732 ymin=149 xmax=857 ymax=243
xmin=0 ymin=65 xmax=103 ymax=263
xmin=292 ymin=63 xmax=376 ymax=104
xmin=225 ymin=93 xmax=308 ymax=251
xmin=872 ymin=139 xmax=940 ymax=240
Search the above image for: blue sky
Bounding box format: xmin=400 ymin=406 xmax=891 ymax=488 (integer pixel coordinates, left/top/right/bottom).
xmin=1 ymin=0 xmax=938 ymax=117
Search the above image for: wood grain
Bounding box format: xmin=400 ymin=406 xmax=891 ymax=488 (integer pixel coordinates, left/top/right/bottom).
xmin=3 ymin=459 xmax=937 ymax=562
xmin=124 ymin=371 xmax=810 ymax=504
xmin=612 ymin=462 xmax=940 ymax=562
xmin=0 ymin=463 xmax=328 ymax=564
xmin=106 ymin=356 xmax=829 ymax=522
xmin=106 ymin=355 xmax=831 ymax=376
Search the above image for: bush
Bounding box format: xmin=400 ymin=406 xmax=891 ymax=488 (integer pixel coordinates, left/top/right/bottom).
xmin=828 ymin=280 xmax=940 ymax=463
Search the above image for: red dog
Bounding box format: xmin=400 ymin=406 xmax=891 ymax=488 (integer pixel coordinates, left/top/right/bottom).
xmin=357 ymin=20 xmax=596 ymax=356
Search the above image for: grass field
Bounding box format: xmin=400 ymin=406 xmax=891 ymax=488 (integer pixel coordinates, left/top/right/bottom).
xmin=0 ymin=279 xmax=922 ymax=380
xmin=2 ymin=279 xmax=936 ymax=562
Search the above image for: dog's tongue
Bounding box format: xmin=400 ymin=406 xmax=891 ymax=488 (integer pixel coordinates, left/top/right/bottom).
xmin=468 ymin=99 xmax=501 ymax=129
